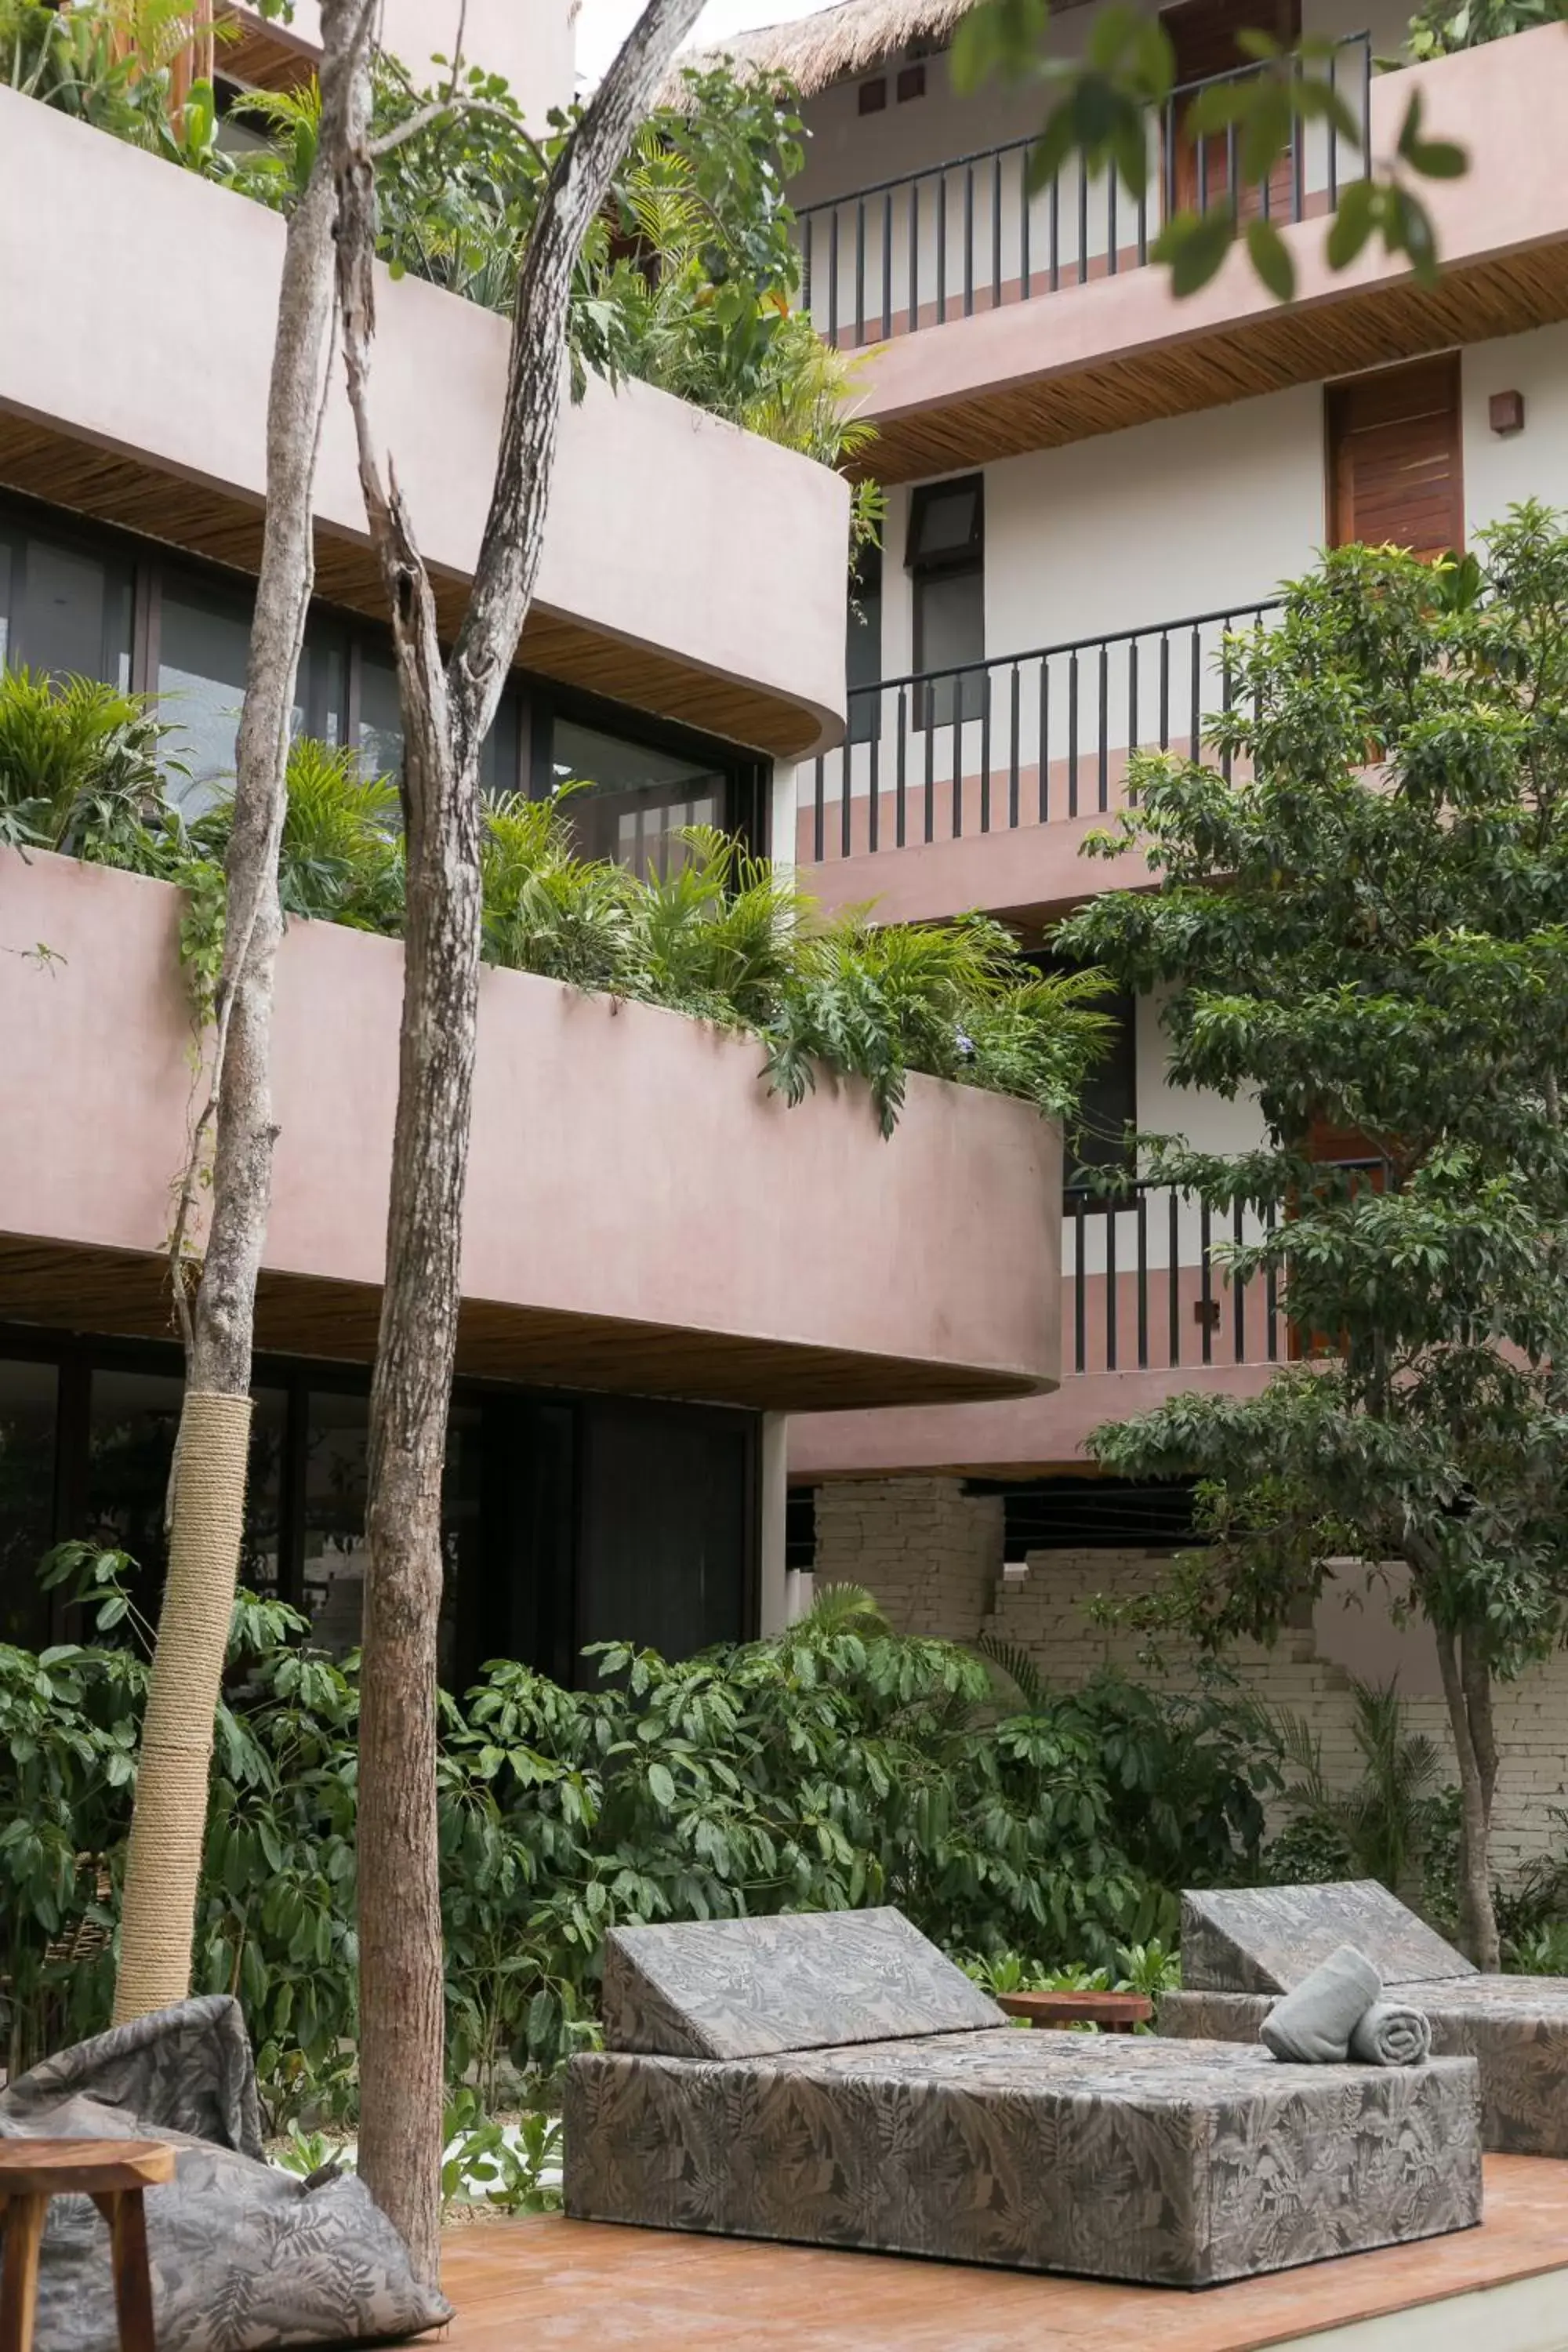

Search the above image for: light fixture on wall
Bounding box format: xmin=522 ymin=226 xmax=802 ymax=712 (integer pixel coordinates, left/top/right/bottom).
xmin=1489 ymin=390 xmax=1526 ymax=436
xmin=1001 ymin=1559 xmax=1030 ymax=1586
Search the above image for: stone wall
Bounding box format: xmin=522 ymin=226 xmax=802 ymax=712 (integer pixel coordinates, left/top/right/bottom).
xmin=811 ymin=1473 xmax=1568 ymax=1875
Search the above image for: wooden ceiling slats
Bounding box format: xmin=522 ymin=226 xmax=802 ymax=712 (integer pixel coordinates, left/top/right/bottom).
xmin=863 ymin=245 xmax=1568 ymax=483
xmin=0 ymin=414 xmax=821 ymax=759
xmin=0 ymin=1237 xmax=1042 ymax=1413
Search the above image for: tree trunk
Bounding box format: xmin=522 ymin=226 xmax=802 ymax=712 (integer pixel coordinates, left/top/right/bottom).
xmin=114 ymin=0 xmax=380 ymax=2025
xmin=1433 ymin=1621 xmax=1501 ymax=1970
xmin=331 ymin=0 xmax=706 ymax=2280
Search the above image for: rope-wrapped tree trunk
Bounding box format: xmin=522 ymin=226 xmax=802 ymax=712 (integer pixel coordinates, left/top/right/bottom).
xmin=329 ymin=0 xmax=706 ymax=2282
xmin=114 ymin=0 xmax=380 ymax=2026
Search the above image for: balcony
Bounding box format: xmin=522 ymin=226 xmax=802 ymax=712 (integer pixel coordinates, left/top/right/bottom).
xmin=789 ymin=1173 xmax=1335 ymax=1479
xmin=0 ymin=89 xmax=848 ymax=760
xmin=797 ymin=596 xmax=1280 ymax=921
xmin=800 ymin=35 xmax=1371 ymax=351
xmin=804 ymin=28 xmax=1568 ymax=481
xmin=0 ymin=850 xmax=1062 ymax=1413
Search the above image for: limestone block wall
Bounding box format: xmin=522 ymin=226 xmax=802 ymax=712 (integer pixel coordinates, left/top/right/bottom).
xmin=811 ymin=1473 xmax=1568 ymax=1875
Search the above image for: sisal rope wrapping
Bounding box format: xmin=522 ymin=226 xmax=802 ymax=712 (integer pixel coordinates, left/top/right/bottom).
xmin=114 ymin=1389 xmax=253 ymax=2025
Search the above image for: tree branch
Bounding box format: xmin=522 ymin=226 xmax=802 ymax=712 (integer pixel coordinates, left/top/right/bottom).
xmin=448 ymin=0 xmax=707 ymax=772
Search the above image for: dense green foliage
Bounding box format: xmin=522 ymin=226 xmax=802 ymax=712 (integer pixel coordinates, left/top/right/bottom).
xmin=0 ymin=1567 xmax=1277 ymax=2103
xmin=0 ymin=673 xmax=1112 ymax=1132
xmin=1056 ymin=506 xmax=1568 ymax=1961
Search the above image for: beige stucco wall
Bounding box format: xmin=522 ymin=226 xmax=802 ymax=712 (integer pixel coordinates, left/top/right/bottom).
xmin=811 ymin=1475 xmax=1568 ymax=1874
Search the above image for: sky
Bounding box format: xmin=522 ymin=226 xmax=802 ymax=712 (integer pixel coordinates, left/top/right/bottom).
xmin=574 ymin=0 xmax=821 ymax=83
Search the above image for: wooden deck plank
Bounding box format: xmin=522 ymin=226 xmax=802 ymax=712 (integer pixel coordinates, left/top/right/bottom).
xmin=433 ymin=2158 xmax=1568 ymax=2352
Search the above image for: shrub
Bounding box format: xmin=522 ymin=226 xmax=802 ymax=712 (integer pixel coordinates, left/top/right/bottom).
xmin=0 ymin=1569 xmax=1264 ymax=2109
xmin=0 ymin=666 xmax=173 ymax=859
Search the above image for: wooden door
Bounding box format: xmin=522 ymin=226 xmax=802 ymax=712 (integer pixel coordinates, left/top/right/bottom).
xmin=1327 ymin=354 xmax=1465 ymax=558
xmin=1162 ymin=0 xmax=1301 ymax=220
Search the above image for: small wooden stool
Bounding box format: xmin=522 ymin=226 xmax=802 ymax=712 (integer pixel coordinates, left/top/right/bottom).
xmin=0 ymin=2139 xmax=174 ymax=2352
xmin=996 ymin=1989 xmax=1155 ymax=2034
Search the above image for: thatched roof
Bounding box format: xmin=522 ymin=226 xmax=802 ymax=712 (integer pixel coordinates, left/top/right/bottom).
xmin=676 ymin=0 xmax=987 ymax=100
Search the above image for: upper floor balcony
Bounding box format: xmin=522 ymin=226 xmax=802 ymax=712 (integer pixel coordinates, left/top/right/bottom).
xmin=793 ymin=27 xmax=1568 ymax=481
xmin=0 ymin=87 xmax=848 ymax=764
xmin=0 ymin=848 xmax=1062 ymax=1416
xmin=796 ymin=592 xmax=1280 ymax=922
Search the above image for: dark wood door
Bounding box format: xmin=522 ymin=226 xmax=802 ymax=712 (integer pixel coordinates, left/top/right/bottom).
xmin=1161 ymin=0 xmax=1301 ymax=220
xmin=1327 ymin=354 xmax=1465 ymax=558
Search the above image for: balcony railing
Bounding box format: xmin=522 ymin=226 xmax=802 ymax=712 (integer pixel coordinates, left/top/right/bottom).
xmin=1066 ymin=1163 xmax=1387 ymax=1376
xmin=797 ymin=33 xmax=1372 ymax=349
xmin=804 ymin=597 xmax=1283 ymax=866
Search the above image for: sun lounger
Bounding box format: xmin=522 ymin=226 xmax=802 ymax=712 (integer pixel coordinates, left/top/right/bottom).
xmin=1160 ymin=1879 xmax=1568 ymax=2156
xmin=564 ymin=1905 xmax=1481 ymax=2285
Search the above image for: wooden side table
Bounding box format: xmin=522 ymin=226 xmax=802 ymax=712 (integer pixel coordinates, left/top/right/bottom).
xmin=0 ymin=2138 xmax=175 ymax=2352
xmin=996 ymin=1989 xmax=1154 ymax=2034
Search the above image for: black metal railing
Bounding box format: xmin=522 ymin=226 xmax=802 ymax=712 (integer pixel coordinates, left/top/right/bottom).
xmin=798 ymin=32 xmax=1372 ymax=349
xmin=1065 ymin=1162 xmax=1388 ymax=1377
xmin=805 ymin=597 xmax=1283 ymax=865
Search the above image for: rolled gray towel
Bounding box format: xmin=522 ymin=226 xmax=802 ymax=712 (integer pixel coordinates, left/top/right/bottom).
xmin=1348 ymin=2001 xmax=1432 ymax=2067
xmin=1260 ymin=1944 xmax=1383 ymax=2063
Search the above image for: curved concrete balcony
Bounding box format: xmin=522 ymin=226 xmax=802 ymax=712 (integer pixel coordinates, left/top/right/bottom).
xmin=0 ymin=851 xmax=1062 ymax=1412
xmin=0 ymin=90 xmax=848 ymax=760
xmin=789 ymin=1175 xmax=1290 ymax=1475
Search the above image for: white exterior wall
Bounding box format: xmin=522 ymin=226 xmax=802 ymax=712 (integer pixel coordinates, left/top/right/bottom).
xmin=279 ymin=1 xmax=576 ymax=120
xmin=813 ymin=1477 xmax=1568 ymax=1873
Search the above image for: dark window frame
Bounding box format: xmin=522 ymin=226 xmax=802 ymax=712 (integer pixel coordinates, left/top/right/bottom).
xmin=907 ymin=474 xmax=985 ymax=729
xmin=0 ymin=486 xmax=767 ymax=854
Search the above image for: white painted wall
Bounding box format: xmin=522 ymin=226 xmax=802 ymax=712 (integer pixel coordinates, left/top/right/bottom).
xmin=1463 ymin=319 xmax=1568 ymax=534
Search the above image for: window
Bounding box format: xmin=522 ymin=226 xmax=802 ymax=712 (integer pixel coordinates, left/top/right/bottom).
xmin=0 ymin=1360 xmax=57 ymax=1650
xmin=549 ymin=717 xmax=726 ymax=881
xmin=159 ymin=580 xmax=347 ymax=813
xmin=858 ymin=76 xmax=887 ymax=113
xmin=1029 ymin=953 xmax=1138 ymax=1181
xmin=356 ymin=648 xmax=405 ymax=782
xmin=575 ymin=1403 xmax=751 ymax=1668
xmin=0 ymin=515 xmax=132 ymax=684
xmin=846 ymin=543 xmax=883 ymax=746
xmin=907 ymin=474 xmax=984 ymax=727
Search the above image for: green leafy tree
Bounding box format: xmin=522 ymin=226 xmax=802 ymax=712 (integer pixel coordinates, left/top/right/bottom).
xmin=1054 ymin=506 xmax=1568 ymax=1968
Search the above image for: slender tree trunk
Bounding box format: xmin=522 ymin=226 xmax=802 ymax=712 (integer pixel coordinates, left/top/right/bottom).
xmin=330 ymin=0 xmax=705 ymax=2279
xmin=114 ymin=0 xmax=379 ymax=2024
xmin=1433 ymin=1621 xmax=1501 ymax=1969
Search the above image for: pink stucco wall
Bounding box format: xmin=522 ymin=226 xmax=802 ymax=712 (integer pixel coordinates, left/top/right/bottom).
xmin=855 ymin=31 xmax=1568 ymax=437
xmin=0 ymin=850 xmax=1062 ymax=1401
xmin=789 ymin=1364 xmax=1269 ymax=1479
xmin=0 ymin=89 xmax=848 ymax=755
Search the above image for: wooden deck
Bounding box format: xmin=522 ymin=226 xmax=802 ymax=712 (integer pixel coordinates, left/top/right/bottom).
xmin=434 ymin=2156 xmax=1568 ymax=2351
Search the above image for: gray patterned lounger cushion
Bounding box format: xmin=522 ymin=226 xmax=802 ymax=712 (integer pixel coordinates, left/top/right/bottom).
xmin=0 ymin=1997 xmax=450 ymax=2352
xmin=600 ymin=1906 xmax=1005 ymax=2058
xmin=564 ymin=2027 xmax=1482 ymax=2286
xmin=1162 ymin=1976 xmax=1568 ymax=2157
xmin=1180 ymin=1881 xmax=1475 ymax=1996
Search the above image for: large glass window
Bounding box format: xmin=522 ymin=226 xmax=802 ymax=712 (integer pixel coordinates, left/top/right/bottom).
xmin=575 ymin=1403 xmax=750 ymax=1667
xmin=157 ymin=584 xmax=252 ymax=814
xmin=159 ymin=583 xmax=348 ymax=815
xmin=908 ymin=474 xmax=985 ymax=728
xmin=0 ymin=517 xmax=132 ymax=685
xmin=356 ymin=650 xmax=405 ymax=783
xmin=0 ymin=1361 xmax=57 ymax=1650
xmin=83 ymin=1369 xmax=285 ymax=1604
xmin=550 ymin=719 xmax=725 ymax=881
